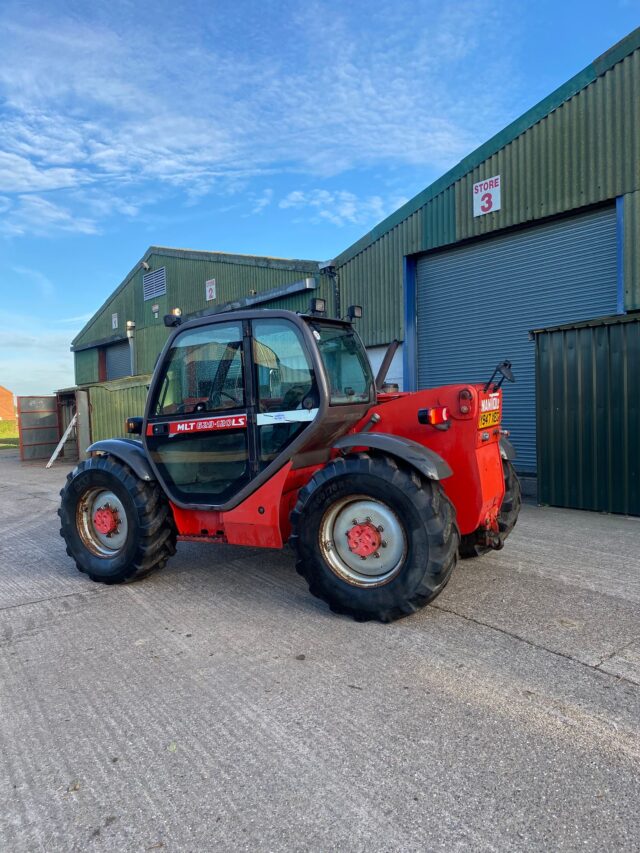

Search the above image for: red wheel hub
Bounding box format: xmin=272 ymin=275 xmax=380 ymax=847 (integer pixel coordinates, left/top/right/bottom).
xmin=346 ymin=522 xmax=382 ymax=558
xmin=93 ymin=505 xmax=119 ymax=535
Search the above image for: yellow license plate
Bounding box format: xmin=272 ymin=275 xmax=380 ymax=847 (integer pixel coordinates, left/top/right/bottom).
xmin=478 ymin=410 xmax=501 ymax=429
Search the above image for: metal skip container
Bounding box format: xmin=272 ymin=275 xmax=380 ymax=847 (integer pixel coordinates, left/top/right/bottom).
xmin=533 ymin=314 xmax=640 ymax=516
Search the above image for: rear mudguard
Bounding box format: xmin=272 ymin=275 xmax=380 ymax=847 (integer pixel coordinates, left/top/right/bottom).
xmin=499 ymin=436 xmax=516 ymax=461
xmin=87 ymin=438 xmax=155 ymax=482
xmin=333 ymin=432 xmax=452 ymax=481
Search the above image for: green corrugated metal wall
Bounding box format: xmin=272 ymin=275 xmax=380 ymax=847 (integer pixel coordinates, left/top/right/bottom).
xmin=75 ymin=279 xmax=136 ymax=349
xmin=74 ymin=349 xmax=99 ymax=385
xmin=454 ymin=51 xmax=639 ymax=241
xmin=130 ymin=279 xmax=336 ymax=376
xmin=535 ymin=316 xmax=640 ymax=515
xmin=74 ymin=251 xmax=321 ymax=351
xmin=88 ymin=376 xmax=151 ymax=442
xmin=338 ymin=208 xmax=426 ymax=347
xmin=73 ymin=249 xmax=329 ymax=382
xmin=336 ymin=33 xmax=640 ymax=344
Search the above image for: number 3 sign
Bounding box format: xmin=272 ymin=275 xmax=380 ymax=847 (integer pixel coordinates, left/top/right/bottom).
xmin=473 ymin=175 xmax=501 ymax=217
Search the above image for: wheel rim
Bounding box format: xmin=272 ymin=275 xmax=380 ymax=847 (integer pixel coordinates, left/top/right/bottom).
xmin=319 ymin=495 xmax=407 ymax=587
xmin=76 ymin=488 xmax=129 ymax=557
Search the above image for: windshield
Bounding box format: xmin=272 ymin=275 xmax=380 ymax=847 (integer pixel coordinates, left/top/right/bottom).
xmin=309 ymin=322 xmax=374 ymax=405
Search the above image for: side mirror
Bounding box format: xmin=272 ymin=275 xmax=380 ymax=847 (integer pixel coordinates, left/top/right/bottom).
xmin=125 ymin=416 xmax=143 ymax=435
xmin=484 ymin=360 xmax=515 ymax=392
xmin=498 ymin=360 xmax=515 ymax=383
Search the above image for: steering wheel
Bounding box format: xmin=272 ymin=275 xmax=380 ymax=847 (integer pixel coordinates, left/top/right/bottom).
xmin=210 ymin=390 xmax=238 ymax=408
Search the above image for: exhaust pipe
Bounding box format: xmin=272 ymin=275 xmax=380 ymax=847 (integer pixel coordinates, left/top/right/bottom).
xmin=375 ymin=339 xmax=400 ymax=390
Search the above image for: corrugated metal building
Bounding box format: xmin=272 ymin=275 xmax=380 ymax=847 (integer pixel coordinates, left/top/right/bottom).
xmin=334 ymin=27 xmax=640 ymax=476
xmin=71 ymin=248 xmax=330 ymax=439
xmin=72 ymin=27 xmax=640 ymax=499
xmin=72 ymin=247 xmax=326 ymax=384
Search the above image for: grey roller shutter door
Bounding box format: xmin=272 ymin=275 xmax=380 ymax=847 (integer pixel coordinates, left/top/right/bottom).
xmin=416 ymin=206 xmax=618 ymax=473
xmin=105 ymin=340 xmax=131 ymax=380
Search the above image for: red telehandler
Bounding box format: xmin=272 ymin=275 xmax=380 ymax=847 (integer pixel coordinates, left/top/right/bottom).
xmin=59 ymin=304 xmax=521 ymax=622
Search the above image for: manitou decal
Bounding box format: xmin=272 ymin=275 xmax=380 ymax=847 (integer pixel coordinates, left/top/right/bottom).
xmin=480 ymin=396 xmax=501 ymax=413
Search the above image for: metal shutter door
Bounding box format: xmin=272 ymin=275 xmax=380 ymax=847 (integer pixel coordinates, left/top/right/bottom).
xmin=416 ymin=206 xmax=618 ymax=473
xmin=105 ymin=341 xmax=131 ymax=380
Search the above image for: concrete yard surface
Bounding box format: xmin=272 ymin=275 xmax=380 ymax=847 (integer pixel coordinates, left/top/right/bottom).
xmin=0 ymin=449 xmax=639 ymax=851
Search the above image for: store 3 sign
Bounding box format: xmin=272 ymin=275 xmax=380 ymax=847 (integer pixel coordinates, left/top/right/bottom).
xmin=473 ymin=174 xmax=501 ymax=217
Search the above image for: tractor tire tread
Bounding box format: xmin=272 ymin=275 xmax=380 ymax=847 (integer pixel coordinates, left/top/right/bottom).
xmin=290 ymin=453 xmax=459 ymax=623
xmin=59 ymin=455 xmax=176 ymax=584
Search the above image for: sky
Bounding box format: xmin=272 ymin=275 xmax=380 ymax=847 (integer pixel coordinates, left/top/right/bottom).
xmin=0 ymin=0 xmax=638 ymax=396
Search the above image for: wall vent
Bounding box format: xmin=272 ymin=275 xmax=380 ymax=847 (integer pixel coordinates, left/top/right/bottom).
xmin=143 ymin=267 xmax=167 ymax=301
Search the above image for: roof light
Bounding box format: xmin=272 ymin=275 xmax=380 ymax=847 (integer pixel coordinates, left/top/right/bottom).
xmin=164 ymin=308 xmax=183 ymax=328
xmin=347 ymin=305 xmax=363 ymax=321
xmin=309 ymin=297 xmax=326 ymax=316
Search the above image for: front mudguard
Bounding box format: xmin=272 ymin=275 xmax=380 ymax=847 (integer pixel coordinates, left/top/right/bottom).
xmin=333 ymin=432 xmax=452 ymax=481
xmin=87 ymin=438 xmax=155 ymax=482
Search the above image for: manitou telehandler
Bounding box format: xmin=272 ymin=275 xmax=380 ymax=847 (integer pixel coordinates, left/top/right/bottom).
xmin=59 ymin=303 xmax=521 ymax=622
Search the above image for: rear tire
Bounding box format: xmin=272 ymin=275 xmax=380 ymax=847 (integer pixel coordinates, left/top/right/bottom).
xmin=59 ymin=455 xmax=177 ymax=584
xmin=290 ymin=454 xmax=459 ymax=622
xmin=459 ymin=458 xmax=521 ymax=558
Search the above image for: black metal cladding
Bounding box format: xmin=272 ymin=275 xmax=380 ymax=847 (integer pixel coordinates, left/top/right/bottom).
xmin=534 ymin=314 xmax=640 ymax=516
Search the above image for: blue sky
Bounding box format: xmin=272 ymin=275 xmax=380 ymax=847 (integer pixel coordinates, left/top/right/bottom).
xmin=0 ymin=0 xmax=638 ymax=395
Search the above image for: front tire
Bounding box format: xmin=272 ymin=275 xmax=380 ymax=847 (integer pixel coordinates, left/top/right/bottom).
xmin=59 ymin=455 xmax=176 ymax=584
xmin=290 ymin=454 xmax=459 ymax=622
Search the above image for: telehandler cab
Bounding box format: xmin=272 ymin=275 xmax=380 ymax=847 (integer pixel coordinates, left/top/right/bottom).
xmin=59 ymin=305 xmax=521 ymax=622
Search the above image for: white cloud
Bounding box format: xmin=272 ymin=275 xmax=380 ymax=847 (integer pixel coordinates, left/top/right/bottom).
xmin=0 ymin=150 xmax=84 ymax=193
xmin=251 ymin=188 xmax=273 ymax=214
xmin=55 ymin=313 xmax=94 ymax=325
xmin=1 ymin=195 xmax=98 ymax=236
xmin=280 ymin=189 xmax=390 ymax=227
xmin=0 ymin=1 xmax=519 ymax=235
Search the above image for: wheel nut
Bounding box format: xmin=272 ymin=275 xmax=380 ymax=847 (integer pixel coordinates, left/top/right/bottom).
xmin=377 ymin=525 xmax=384 ymax=532
xmin=374 ymin=552 xmax=380 ymax=558
xmin=381 ymin=541 xmax=387 ymax=548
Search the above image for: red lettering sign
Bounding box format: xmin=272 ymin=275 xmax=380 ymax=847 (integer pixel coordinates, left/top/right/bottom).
xmin=473 ymin=174 xmax=501 ymax=217
xmin=169 ymin=415 xmax=247 ymax=434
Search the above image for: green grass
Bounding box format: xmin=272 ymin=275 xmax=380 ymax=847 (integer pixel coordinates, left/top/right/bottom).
xmin=0 ymin=420 xmax=19 ymax=450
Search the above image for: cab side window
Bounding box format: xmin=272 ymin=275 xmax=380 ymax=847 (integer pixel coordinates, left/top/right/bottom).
xmin=154 ymin=323 xmax=245 ymax=416
xmin=252 ymin=319 xmax=317 ymax=468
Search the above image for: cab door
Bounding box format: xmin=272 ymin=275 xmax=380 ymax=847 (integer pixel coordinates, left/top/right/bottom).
xmin=144 ymin=315 xmax=320 ymax=508
xmin=145 ymin=320 xmax=253 ymax=506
